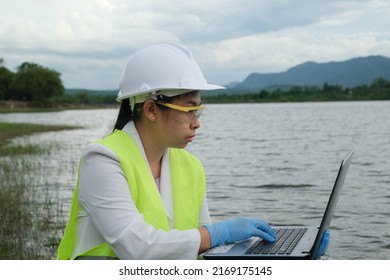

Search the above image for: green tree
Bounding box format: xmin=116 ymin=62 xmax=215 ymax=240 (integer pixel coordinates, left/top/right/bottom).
xmin=258 ymin=89 xmax=269 ymax=98
xmin=0 ymin=64 xmax=14 ymax=100
xmin=369 ymin=77 xmax=390 ymax=100
xmin=9 ymin=62 xmax=64 ymax=102
xmin=370 ymin=77 xmax=390 ymax=89
xmin=75 ymin=91 xmax=90 ymax=104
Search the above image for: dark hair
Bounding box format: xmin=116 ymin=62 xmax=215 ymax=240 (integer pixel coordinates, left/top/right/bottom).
xmin=155 ymin=91 xmax=197 ymax=106
xmin=156 ymin=94 xmax=175 ymax=103
xmin=112 ymin=99 xmax=142 ymax=131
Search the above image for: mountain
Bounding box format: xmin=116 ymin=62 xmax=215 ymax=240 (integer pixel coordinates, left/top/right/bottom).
xmin=231 ymin=55 xmax=390 ymax=91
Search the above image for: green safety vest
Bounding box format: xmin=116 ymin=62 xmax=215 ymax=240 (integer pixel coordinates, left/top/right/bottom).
xmin=57 ymin=129 xmax=206 ymax=259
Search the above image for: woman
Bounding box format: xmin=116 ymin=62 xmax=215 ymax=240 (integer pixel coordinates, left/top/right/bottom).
xmin=57 ymin=42 xmax=326 ymax=260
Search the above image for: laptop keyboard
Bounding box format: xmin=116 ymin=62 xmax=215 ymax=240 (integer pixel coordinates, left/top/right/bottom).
xmin=245 ymin=228 xmax=307 ymax=255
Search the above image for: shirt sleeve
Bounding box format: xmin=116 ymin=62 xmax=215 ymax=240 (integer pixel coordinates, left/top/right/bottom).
xmin=78 ymin=143 xmax=201 ymax=259
xmin=199 ymin=194 xmax=212 ymax=226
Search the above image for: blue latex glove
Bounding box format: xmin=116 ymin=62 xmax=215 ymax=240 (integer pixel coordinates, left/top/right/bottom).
xmin=315 ymin=229 xmax=331 ymax=259
xmin=204 ymin=217 xmax=276 ymax=248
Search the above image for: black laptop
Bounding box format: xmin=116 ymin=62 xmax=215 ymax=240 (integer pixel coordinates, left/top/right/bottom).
xmin=203 ymin=149 xmax=354 ymax=260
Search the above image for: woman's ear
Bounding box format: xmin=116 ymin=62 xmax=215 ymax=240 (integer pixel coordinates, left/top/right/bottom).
xmin=143 ymin=99 xmax=157 ymax=121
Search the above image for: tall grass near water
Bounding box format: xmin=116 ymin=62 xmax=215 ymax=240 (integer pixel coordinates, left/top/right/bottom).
xmin=0 ymin=123 xmax=77 ymax=259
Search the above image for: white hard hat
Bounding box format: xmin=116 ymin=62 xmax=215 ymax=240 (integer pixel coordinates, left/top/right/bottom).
xmin=117 ymin=42 xmax=225 ymax=106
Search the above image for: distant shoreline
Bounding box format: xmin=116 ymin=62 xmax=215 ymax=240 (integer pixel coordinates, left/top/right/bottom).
xmin=1 ymin=94 xmax=389 ymax=114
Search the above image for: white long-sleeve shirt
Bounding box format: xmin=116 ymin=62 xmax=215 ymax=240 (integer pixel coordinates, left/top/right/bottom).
xmin=72 ymin=122 xmax=212 ymax=259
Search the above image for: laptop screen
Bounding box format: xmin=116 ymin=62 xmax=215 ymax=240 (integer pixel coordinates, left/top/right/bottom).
xmin=309 ymin=149 xmax=354 ymax=259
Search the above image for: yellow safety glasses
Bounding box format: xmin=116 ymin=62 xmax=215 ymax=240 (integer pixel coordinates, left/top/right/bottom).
xmin=155 ymin=101 xmax=205 ymax=124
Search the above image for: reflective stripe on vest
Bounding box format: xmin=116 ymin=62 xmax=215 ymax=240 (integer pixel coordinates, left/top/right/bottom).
xmin=57 ymin=129 xmax=205 ymax=259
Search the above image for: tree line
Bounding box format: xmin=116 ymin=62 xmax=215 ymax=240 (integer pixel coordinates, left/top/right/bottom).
xmin=203 ymin=77 xmax=390 ymax=103
xmin=1 ymin=58 xmax=390 ymax=106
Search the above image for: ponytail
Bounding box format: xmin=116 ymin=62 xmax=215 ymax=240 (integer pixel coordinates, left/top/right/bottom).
xmin=113 ymin=99 xmax=132 ymax=131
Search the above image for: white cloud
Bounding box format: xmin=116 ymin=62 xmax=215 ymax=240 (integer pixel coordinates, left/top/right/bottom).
xmin=1 ymin=0 xmax=390 ymax=89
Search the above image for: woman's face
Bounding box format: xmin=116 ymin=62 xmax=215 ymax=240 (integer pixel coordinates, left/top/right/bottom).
xmin=158 ymin=91 xmax=203 ymax=149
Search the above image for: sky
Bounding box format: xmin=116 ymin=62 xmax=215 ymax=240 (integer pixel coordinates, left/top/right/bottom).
xmin=1 ymin=0 xmax=390 ymax=90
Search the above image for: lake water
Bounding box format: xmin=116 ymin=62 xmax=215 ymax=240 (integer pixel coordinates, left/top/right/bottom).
xmin=1 ymin=101 xmax=389 ymax=260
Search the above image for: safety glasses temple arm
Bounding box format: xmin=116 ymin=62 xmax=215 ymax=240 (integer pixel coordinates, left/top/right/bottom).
xmin=155 ymin=101 xmax=205 ymax=112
